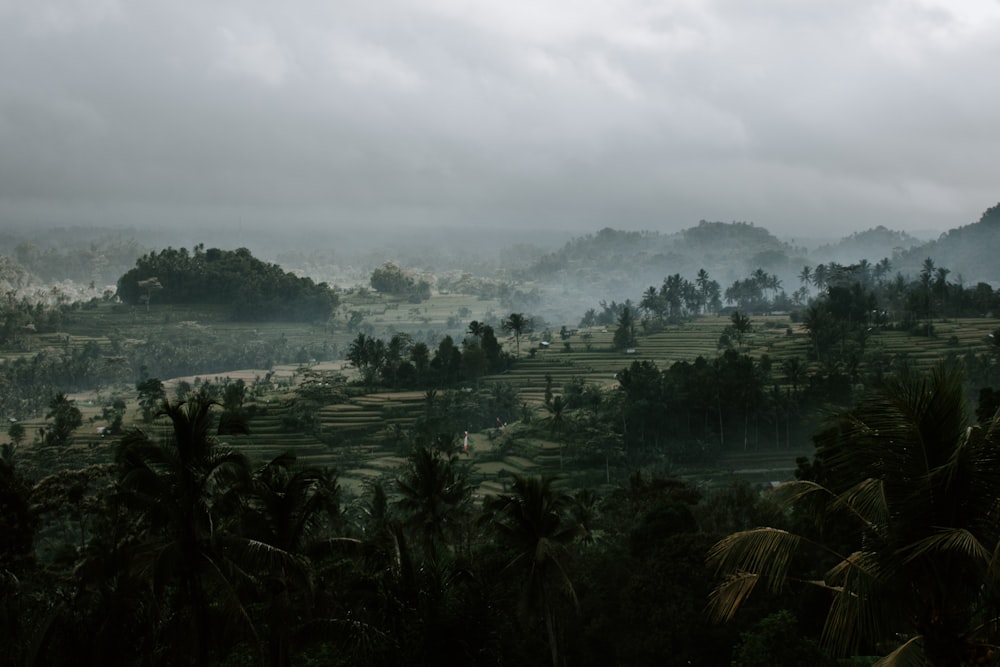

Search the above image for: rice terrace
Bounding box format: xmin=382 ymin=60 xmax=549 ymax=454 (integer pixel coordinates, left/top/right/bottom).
xmin=16 ymin=292 xmax=999 ymax=495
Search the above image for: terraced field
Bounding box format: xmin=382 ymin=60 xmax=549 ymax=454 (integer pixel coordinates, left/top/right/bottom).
xmin=20 ymin=299 xmax=1000 ymax=497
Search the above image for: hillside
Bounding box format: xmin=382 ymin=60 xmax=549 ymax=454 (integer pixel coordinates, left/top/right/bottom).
xmin=517 ymin=222 xmax=811 ymax=322
xmin=808 ymin=225 xmax=924 ymax=266
xmin=894 ymin=203 xmax=1000 ymax=285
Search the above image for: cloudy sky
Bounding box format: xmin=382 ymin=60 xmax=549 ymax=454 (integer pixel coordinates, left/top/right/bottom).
xmin=1 ymin=0 xmax=998 ymax=240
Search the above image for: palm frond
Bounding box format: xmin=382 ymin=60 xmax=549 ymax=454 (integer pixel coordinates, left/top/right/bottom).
xmin=707 ymin=571 xmax=760 ymax=622
xmin=830 ymin=478 xmax=890 ymax=537
xmin=822 ymin=550 xmax=886 ymax=655
xmin=201 ymin=554 xmax=265 ymax=667
xmin=872 ymin=635 xmax=926 ymax=667
xmin=707 ymin=527 xmax=804 ymax=623
xmin=220 ymin=536 xmax=306 ymax=577
xmin=766 ymin=479 xmax=834 ymax=508
xmin=708 ymin=527 xmax=801 ymax=590
xmin=986 ymin=538 xmax=1000 ymax=590
xmin=824 ymin=549 xmax=881 ymax=587
xmin=899 ymin=526 xmax=992 ymax=566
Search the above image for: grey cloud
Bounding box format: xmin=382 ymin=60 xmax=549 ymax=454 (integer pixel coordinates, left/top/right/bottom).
xmin=1 ymin=0 xmax=998 ymax=237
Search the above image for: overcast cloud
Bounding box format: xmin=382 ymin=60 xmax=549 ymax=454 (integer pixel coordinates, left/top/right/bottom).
xmin=1 ymin=0 xmax=998 ymax=239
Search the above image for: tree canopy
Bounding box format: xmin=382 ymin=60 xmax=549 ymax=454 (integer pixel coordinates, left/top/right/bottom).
xmin=116 ymin=245 xmax=338 ymax=321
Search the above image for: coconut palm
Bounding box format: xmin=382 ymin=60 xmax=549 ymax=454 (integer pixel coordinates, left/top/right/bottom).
xmin=395 ymin=445 xmax=475 ymax=562
xmin=502 ymin=312 xmax=532 ymax=358
xmin=114 ymin=391 xmax=291 ymax=666
xmin=243 ymin=452 xmax=341 ymax=667
xmin=799 ymin=265 xmax=813 ymax=289
xmin=708 ymin=362 xmax=1000 ymax=666
xmin=544 ymin=394 xmax=573 ymax=468
xmin=484 ymin=473 xmax=581 ymax=667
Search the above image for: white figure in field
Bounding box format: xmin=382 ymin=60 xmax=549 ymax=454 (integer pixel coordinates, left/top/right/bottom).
xmin=463 ymin=431 xmax=470 ymax=454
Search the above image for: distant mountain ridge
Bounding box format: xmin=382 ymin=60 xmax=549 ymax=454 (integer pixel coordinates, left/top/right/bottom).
xmin=808 ymin=226 xmax=924 ymax=266
xmin=531 ymin=205 xmax=1000 ymax=282
xmin=525 ymin=222 xmax=808 ymax=289
xmin=518 ymin=205 xmax=999 ymax=322
xmin=893 ymin=203 xmax=1000 ymax=286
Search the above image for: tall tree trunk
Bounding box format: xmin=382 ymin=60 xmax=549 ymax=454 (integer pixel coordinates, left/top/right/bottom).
xmin=542 ymin=586 xmax=562 ymax=667
xmin=717 ymin=399 xmax=725 ymax=449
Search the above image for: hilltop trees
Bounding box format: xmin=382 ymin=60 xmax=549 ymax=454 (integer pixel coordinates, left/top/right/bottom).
xmin=369 ymin=261 xmax=431 ymax=302
xmin=117 ymin=246 xmax=338 ymax=321
xmin=638 ymin=270 xmax=723 ymax=323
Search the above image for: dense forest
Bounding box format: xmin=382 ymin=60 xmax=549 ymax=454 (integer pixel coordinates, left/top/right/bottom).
xmin=116 ymin=246 xmax=339 ymax=322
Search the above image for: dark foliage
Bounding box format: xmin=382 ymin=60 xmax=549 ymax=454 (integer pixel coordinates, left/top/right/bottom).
xmin=117 ymin=245 xmax=338 ymax=321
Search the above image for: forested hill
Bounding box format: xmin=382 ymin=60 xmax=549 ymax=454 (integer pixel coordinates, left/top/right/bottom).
xmin=894 ymin=203 xmax=1000 ymax=285
xmin=809 ymin=226 xmax=924 ymax=266
xmin=116 ymin=246 xmax=339 ymax=322
xmin=524 ymin=222 xmax=808 ymax=290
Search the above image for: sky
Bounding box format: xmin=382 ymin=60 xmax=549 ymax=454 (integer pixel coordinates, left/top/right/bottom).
xmin=1 ymin=0 xmax=998 ymax=241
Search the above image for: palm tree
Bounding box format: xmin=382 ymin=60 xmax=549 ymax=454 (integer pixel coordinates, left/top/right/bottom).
xmin=639 ymin=286 xmax=661 ymax=319
xmin=484 ymin=474 xmax=581 ymax=667
xmin=115 ymin=391 xmax=288 ymax=666
xmin=244 ymin=453 xmax=340 ymax=667
xmin=395 ymin=445 xmax=475 ymax=561
xmin=799 ymin=265 xmax=813 ymax=290
xmin=545 ymin=394 xmax=572 ymax=468
xmin=708 ymin=362 xmax=1000 ymax=666
xmin=696 ymin=268 xmax=712 ymax=313
xmin=502 ymin=312 xmax=532 ymax=358
xmin=874 ymin=257 xmax=892 ymax=285
xmin=780 ymin=356 xmax=807 ymax=396
xmin=813 ymin=263 xmax=829 ymax=292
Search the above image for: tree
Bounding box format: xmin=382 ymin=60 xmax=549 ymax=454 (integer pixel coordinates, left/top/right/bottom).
xmin=484 ymin=474 xmax=581 ymax=667
xmin=118 ymin=247 xmax=338 ymax=321
xmin=347 ymin=333 xmax=386 ymax=386
xmin=243 ymin=453 xmax=340 ymax=667
xmin=721 ymin=311 xmax=753 ymax=350
xmin=460 ymin=341 xmax=488 ymax=389
xmin=544 ymin=394 xmax=575 ymax=468
xmin=503 ymin=313 xmax=532 ymax=358
xmin=7 ymin=420 xmax=25 ymax=448
xmin=395 ymin=445 xmax=474 ymax=561
xmin=431 ymin=335 xmax=462 ymax=385
xmin=799 ymin=266 xmax=813 ymax=290
xmin=136 ymin=377 xmax=166 ymax=422
xmin=612 ymin=306 xmax=637 ymax=351
xmin=44 ymin=392 xmax=83 ymax=447
xmin=137 ymin=276 xmax=162 ymax=312
xmin=708 ymin=362 xmax=1000 ymax=666
xmin=732 ymin=610 xmax=837 ymax=667
xmin=0 ymin=452 xmax=34 ymax=572
xmin=114 ymin=391 xmax=287 ymax=666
